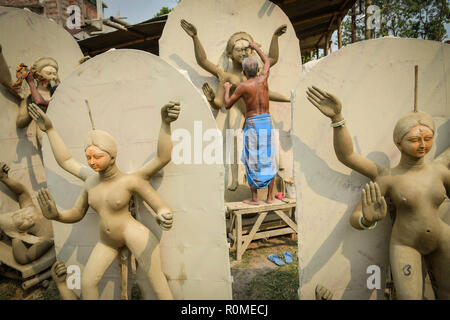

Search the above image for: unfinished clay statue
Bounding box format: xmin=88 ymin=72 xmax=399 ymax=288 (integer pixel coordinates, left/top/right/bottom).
xmin=0 ymin=44 xmax=59 ymax=130
xmin=180 ymin=20 xmax=289 ymax=191
xmin=27 ymin=101 xmax=181 ymax=300
xmin=306 ymin=85 xmax=450 ymax=299
xmin=0 ymin=162 xmax=54 ymax=265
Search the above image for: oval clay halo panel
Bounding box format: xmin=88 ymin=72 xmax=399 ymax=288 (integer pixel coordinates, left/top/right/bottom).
xmin=42 ymin=49 xmax=231 ymax=299
xmin=292 ymin=38 xmax=449 ymax=300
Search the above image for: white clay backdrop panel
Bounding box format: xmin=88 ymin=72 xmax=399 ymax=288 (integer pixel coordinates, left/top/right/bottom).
xmin=42 ymin=49 xmax=232 ymax=300
xmin=292 ymin=38 xmax=450 ymax=300
xmin=0 ymin=7 xmax=83 ymax=215
xmin=159 ymin=0 xmax=302 ymax=192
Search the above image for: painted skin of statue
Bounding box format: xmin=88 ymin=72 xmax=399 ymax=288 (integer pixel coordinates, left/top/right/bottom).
xmin=27 ymin=101 xmax=181 ymax=300
xmin=181 ymin=20 xmax=289 ymax=191
xmin=0 ymin=162 xmax=54 ymax=265
xmin=307 ymin=86 xmax=450 ymax=300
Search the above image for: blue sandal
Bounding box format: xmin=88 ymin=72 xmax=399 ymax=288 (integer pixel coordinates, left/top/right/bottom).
xmin=283 ymin=251 xmax=293 ymax=263
xmin=268 ymin=254 xmax=285 ymax=266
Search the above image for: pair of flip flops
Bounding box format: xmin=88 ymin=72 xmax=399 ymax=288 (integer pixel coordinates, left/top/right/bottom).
xmin=268 ymin=252 xmax=293 ymax=266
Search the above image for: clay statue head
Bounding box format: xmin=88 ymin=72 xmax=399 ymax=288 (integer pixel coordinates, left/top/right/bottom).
xmin=84 ymin=130 xmax=117 ymax=171
xmin=393 ymin=111 xmax=435 ymax=157
xmin=0 ymin=207 xmax=41 ymax=243
xmin=33 ymin=57 xmax=60 ymax=87
xmin=226 ymin=32 xmax=254 ymax=64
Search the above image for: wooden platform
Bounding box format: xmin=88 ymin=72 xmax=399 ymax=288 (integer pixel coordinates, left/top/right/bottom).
xmin=226 ymin=199 xmax=297 ymax=261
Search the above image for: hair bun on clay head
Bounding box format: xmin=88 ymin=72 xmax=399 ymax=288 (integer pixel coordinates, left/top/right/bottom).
xmin=84 ymin=130 xmax=117 ymax=159
xmin=32 ymin=57 xmax=58 ymax=73
xmin=226 ymin=31 xmax=254 ymax=56
xmin=393 ymin=111 xmax=436 ymax=145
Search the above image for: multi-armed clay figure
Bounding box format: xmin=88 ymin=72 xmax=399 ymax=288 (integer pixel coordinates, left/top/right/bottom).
xmin=0 ymin=162 xmax=54 ymax=265
xmin=306 ymin=82 xmax=450 ymax=299
xmin=27 ymin=100 xmax=181 ymax=300
xmin=181 ymin=20 xmax=290 ymax=191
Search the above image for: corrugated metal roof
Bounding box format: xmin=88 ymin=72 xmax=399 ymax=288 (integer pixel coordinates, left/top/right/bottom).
xmin=78 ymin=0 xmax=357 ymax=57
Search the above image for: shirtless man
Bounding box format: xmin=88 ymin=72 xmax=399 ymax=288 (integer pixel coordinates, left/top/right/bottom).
xmin=223 ymin=42 xmax=277 ymax=205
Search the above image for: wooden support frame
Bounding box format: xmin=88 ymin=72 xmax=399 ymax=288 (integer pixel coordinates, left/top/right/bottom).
xmin=226 ymin=200 xmax=297 ymax=261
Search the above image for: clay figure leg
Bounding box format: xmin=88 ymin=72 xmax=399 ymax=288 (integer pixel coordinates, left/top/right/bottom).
xmin=124 ymin=219 xmax=173 ymax=300
xmin=424 ymin=226 xmax=450 ymax=299
xmin=11 ymin=238 xmax=54 ymax=265
xmin=390 ymin=240 xmax=423 ymax=299
xmin=81 ymin=241 xmax=119 ymax=300
xmin=228 ymin=103 xmax=245 ymax=191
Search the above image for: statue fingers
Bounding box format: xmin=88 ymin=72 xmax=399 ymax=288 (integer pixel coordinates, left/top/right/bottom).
xmin=365 ymin=183 xmax=372 ymax=204
xmin=380 ymin=196 xmax=388 ymax=217
xmin=362 ymin=189 xmax=368 ymax=208
xmin=306 ymin=96 xmax=321 ymax=109
xmin=374 ymin=182 xmax=382 ymax=203
xmin=369 ymin=182 xmax=377 ymax=204
xmin=306 ymin=90 xmax=322 ymax=104
xmin=309 ymin=86 xmax=326 ymax=100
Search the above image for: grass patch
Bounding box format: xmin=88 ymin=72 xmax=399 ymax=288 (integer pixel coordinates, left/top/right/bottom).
xmin=246 ymin=250 xmax=299 ymax=300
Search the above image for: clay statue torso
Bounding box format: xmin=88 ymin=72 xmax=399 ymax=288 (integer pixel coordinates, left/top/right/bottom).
xmin=376 ymin=161 xmax=449 ymax=255
xmin=85 ymin=172 xmax=137 ymax=248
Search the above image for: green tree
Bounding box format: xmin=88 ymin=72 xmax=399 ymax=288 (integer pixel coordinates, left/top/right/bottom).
xmin=154 ymin=6 xmax=173 ymax=18
xmin=340 ymin=0 xmax=449 ymax=46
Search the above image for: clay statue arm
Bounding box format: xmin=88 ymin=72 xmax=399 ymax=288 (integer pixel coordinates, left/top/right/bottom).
xmin=28 ymin=103 xmax=90 ymax=181
xmin=306 ymin=86 xmax=380 ymax=180
xmin=250 ymin=42 xmax=270 ymax=79
xmin=133 ymin=180 xmax=173 ymax=230
xmin=268 ymin=24 xmax=287 ymax=67
xmin=180 ymin=19 xmax=218 ymax=77
xmin=224 ymin=81 xmax=244 ymax=110
xmin=0 ymin=44 xmax=12 ymax=89
xmin=134 ymin=102 xmax=180 ymax=180
xmin=269 ymin=90 xmax=290 ymax=103
xmin=434 ymin=147 xmax=450 ymax=196
xmin=16 ymin=97 xmax=34 ymax=129
xmin=51 ymin=261 xmax=79 ymax=300
xmin=349 ymin=182 xmax=387 ymax=230
xmin=0 ymin=162 xmax=34 ymax=208
xmin=26 ymin=73 xmax=49 ymax=109
xmin=37 ymin=188 xmax=89 ymax=224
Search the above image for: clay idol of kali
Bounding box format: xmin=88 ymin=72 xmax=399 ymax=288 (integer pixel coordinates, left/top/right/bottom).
xmin=306 ymin=85 xmax=450 ymax=299
xmin=0 ymin=44 xmax=59 ymax=130
xmin=0 ymin=162 xmax=54 ymax=265
xmin=27 ymin=101 xmax=181 ymax=300
xmin=180 ymin=20 xmax=290 ymax=190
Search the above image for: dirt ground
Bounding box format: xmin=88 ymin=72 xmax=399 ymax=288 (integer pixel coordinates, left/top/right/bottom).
xmin=229 ymin=235 xmax=299 ymax=300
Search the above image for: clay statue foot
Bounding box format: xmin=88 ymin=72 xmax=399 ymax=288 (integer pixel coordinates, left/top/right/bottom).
xmin=228 ymin=180 xmax=238 ymax=191
xmin=266 ymin=198 xmax=274 ymax=204
xmin=243 ymin=199 xmax=260 ymax=205
xmin=315 ymin=284 xmax=333 ymax=300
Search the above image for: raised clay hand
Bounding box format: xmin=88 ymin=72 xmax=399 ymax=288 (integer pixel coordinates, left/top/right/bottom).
xmin=361 ymin=181 xmax=387 ymax=226
xmin=37 ymin=188 xmax=59 ymax=220
xmin=202 ymin=83 xmax=215 ymax=102
xmin=0 ymin=162 xmax=9 ymax=179
xmin=161 ymin=101 xmax=181 ymax=124
xmin=306 ymin=86 xmax=342 ymax=121
xmin=27 ymin=103 xmax=53 ymax=132
xmin=274 ymin=24 xmax=287 ymax=37
xmin=180 ymin=19 xmax=197 ymax=37
xmin=51 ymin=261 xmax=67 ymax=284
xmin=315 ymin=284 xmax=333 ymax=300
xmin=157 ymin=211 xmax=173 ymax=231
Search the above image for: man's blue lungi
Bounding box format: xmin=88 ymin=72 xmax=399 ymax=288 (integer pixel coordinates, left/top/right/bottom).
xmin=242 ymin=113 xmax=277 ymax=189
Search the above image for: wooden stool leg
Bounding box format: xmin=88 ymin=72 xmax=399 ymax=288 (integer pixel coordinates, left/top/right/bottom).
xmin=236 ymin=213 xmax=242 ymax=261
